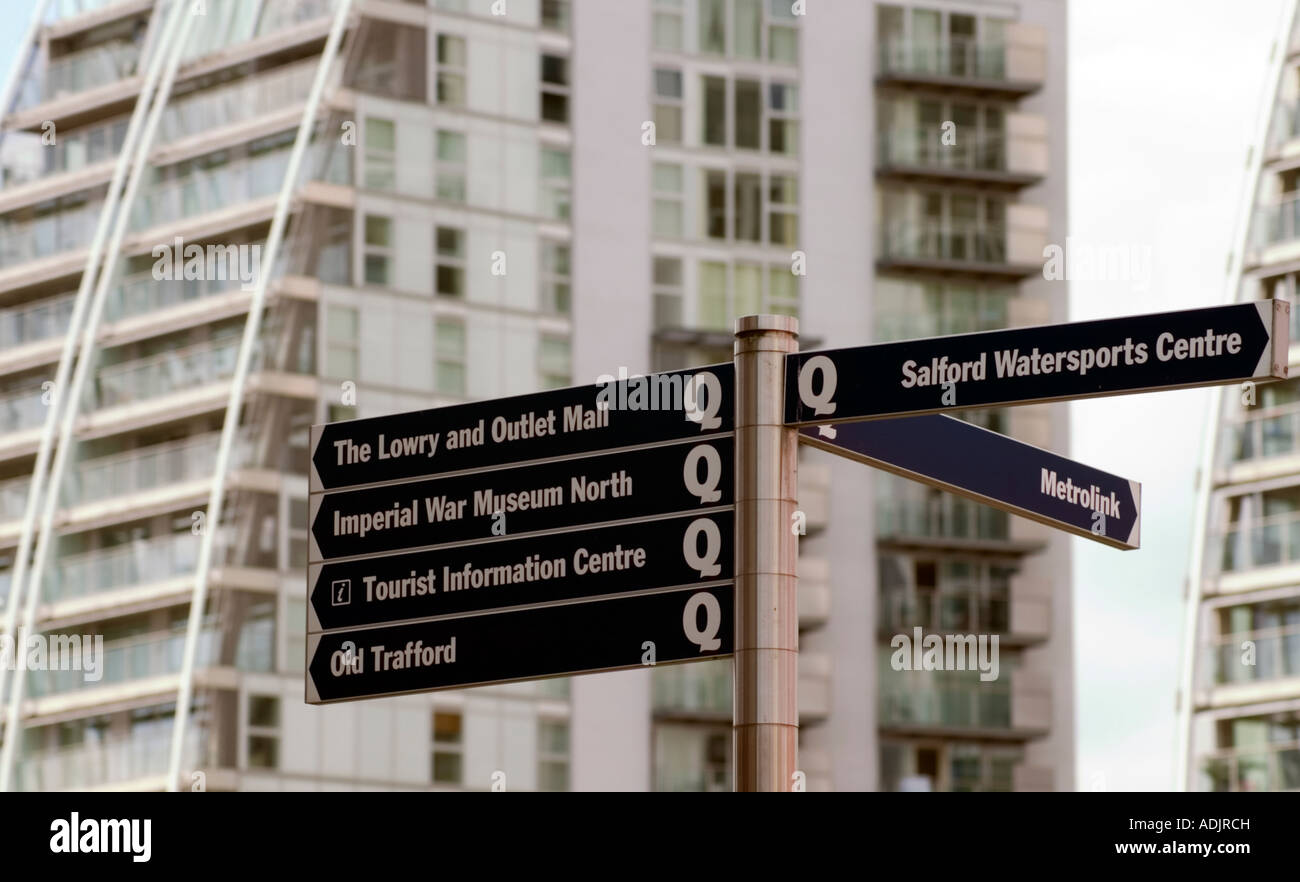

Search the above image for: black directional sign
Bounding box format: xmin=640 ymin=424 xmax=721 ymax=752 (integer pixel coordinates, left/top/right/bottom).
xmin=305 ymin=584 xmax=735 ymax=703
xmin=308 ymin=510 xmax=734 ymax=631
xmin=309 ymin=437 xmax=733 ymax=561
xmin=311 ymin=363 xmax=733 ymax=491
xmin=801 ymin=415 xmax=1141 ymax=549
xmin=785 ymin=301 xmax=1289 ymax=426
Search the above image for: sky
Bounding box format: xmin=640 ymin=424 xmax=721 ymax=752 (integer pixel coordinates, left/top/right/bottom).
xmin=1068 ymin=0 xmax=1287 ymax=790
xmin=0 ymin=0 xmax=1289 ymax=791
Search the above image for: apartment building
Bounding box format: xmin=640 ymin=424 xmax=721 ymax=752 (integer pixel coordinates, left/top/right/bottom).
xmin=1182 ymin=0 xmax=1300 ymax=794
xmin=0 ymin=0 xmax=1070 ymax=792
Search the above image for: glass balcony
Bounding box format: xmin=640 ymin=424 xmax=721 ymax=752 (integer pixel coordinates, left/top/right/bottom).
xmin=653 ymin=658 xmax=731 ymax=716
xmin=130 ymin=150 xmax=293 ymax=232
xmin=879 ymin=679 xmax=1011 ymax=730
xmin=256 ymin=0 xmax=338 ymax=36
xmin=157 ymin=60 xmax=317 ymax=145
xmin=878 ymin=128 xmax=1007 ymax=174
xmin=16 ymin=42 xmax=141 ymax=111
xmin=0 ymin=385 xmax=50 ymax=434
xmin=1200 ymin=743 xmax=1300 ymax=792
xmin=46 ymin=532 xmax=201 ymax=604
xmin=26 ymin=627 xmax=219 ymax=698
xmin=106 ymin=270 xmax=255 ymax=323
xmin=0 ymin=474 xmax=32 ymax=521
xmin=880 ymin=584 xmax=1010 ymax=635
xmin=0 ymin=201 xmax=105 ymax=269
xmin=1255 ymin=193 xmax=1300 ymax=247
xmin=43 ymin=0 xmax=138 ymax=23
xmin=878 ymin=37 xmax=1007 ymax=81
xmin=880 ymin=220 xmax=1008 ymax=266
xmin=88 ymin=337 xmax=240 ymax=410
xmin=0 ymin=293 xmax=77 ymax=349
xmin=17 ymin=725 xmax=203 ymax=792
xmin=1207 ymin=625 xmax=1300 ymax=686
xmin=877 ymin=497 xmax=1009 ymax=542
xmin=1224 ymin=402 xmax=1300 ymax=464
xmin=1217 ymin=511 xmax=1300 ymax=573
xmin=64 ymin=433 xmax=225 ymax=508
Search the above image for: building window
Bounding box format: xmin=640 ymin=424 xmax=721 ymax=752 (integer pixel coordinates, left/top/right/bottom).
xmin=436 ymin=318 xmax=467 ymax=397
xmin=734 ymin=171 xmax=761 ymax=242
xmin=652 ymin=256 xmax=683 ymax=328
xmin=653 ymin=68 xmax=683 ymax=144
xmin=435 ymin=226 xmax=466 ymax=298
xmin=696 ymin=259 xmax=799 ymax=330
xmin=652 ymin=0 xmax=683 ymax=50
xmin=540 ymin=147 xmax=571 ymax=220
xmin=734 ymin=78 xmax=761 ymax=149
xmin=699 ymin=0 xmax=726 ymax=55
xmin=325 ymin=305 xmax=359 ymax=377
xmin=768 ymin=0 xmax=798 ymax=63
xmin=435 ymin=130 xmax=467 ymax=203
xmin=540 ymin=240 xmax=571 ymax=314
xmin=362 ymin=214 xmax=392 ymax=286
xmin=285 ymin=598 xmax=306 ymax=673
xmin=768 ymin=173 xmax=798 ymax=245
xmin=652 ymin=162 xmax=684 ymax=238
xmin=363 ymin=117 xmax=395 ymax=190
xmin=702 ymin=75 xmax=727 ymax=146
xmin=432 ymin=710 xmax=463 ymax=784
xmin=702 ymin=168 xmax=726 ymax=240
xmin=247 ymin=694 xmax=280 ymax=770
xmin=436 ymin=34 xmax=467 ymax=107
xmin=539 ymin=336 xmax=571 ymax=389
xmin=540 ymin=54 xmax=570 ymax=124
xmin=767 ymin=81 xmax=799 ymax=155
xmin=541 ymin=0 xmax=570 ymax=31
xmin=328 ymin=404 xmax=356 ymax=421
xmin=537 ymin=720 xmax=569 ymax=791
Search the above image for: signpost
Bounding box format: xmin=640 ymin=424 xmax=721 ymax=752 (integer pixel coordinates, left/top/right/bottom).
xmin=304 ymin=299 xmax=1290 ymax=791
xmin=799 ymin=415 xmax=1141 ymax=549
xmin=306 ymin=584 xmax=734 ymax=703
xmin=786 ymin=301 xmax=1289 ymax=426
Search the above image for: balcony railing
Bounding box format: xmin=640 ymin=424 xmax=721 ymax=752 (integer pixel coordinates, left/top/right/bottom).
xmin=1218 ymin=510 xmax=1300 ymax=573
xmin=0 ymin=201 xmax=105 ymax=269
xmin=0 ymin=474 xmax=32 ymax=521
xmin=878 ymin=37 xmax=1008 ymax=81
xmin=1207 ymin=624 xmax=1300 ymax=686
xmin=88 ymin=337 xmax=240 ymax=410
xmin=880 ymin=220 xmax=1008 ymax=266
xmin=880 ymin=584 xmax=1010 ymax=634
xmin=106 ymin=269 xmax=255 ymax=323
xmin=158 ymin=60 xmax=318 ymax=145
xmin=880 ymin=681 xmax=1011 ymax=730
xmin=653 ymin=658 xmax=731 ymax=716
xmin=46 ymin=532 xmax=201 ymax=604
xmin=878 ymin=129 xmax=1008 ymax=174
xmin=26 ymin=627 xmax=219 ymax=698
xmin=1255 ymin=193 xmax=1300 ymax=247
xmin=18 ymin=726 xmax=203 ymax=792
xmin=0 ymin=293 xmax=77 ymax=350
xmin=0 ymin=385 xmax=50 ymax=434
xmin=131 ymin=150 xmax=292 ymax=232
xmin=877 ymin=497 xmax=1009 ymax=542
xmin=64 ymin=433 xmax=224 ymax=507
xmin=16 ymin=42 xmax=141 ymax=111
xmin=1223 ymin=401 xmax=1300 ymax=465
xmin=1200 ymin=740 xmax=1300 ymax=792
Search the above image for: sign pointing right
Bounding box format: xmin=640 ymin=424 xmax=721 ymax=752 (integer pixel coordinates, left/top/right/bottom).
xmin=786 ymin=301 xmax=1289 ymax=426
xmin=801 ymin=414 xmax=1142 ymax=549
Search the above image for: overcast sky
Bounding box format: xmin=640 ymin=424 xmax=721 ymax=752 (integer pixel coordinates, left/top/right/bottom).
xmin=1069 ymin=0 xmax=1287 ymax=790
xmin=0 ymin=0 xmax=1290 ymax=791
